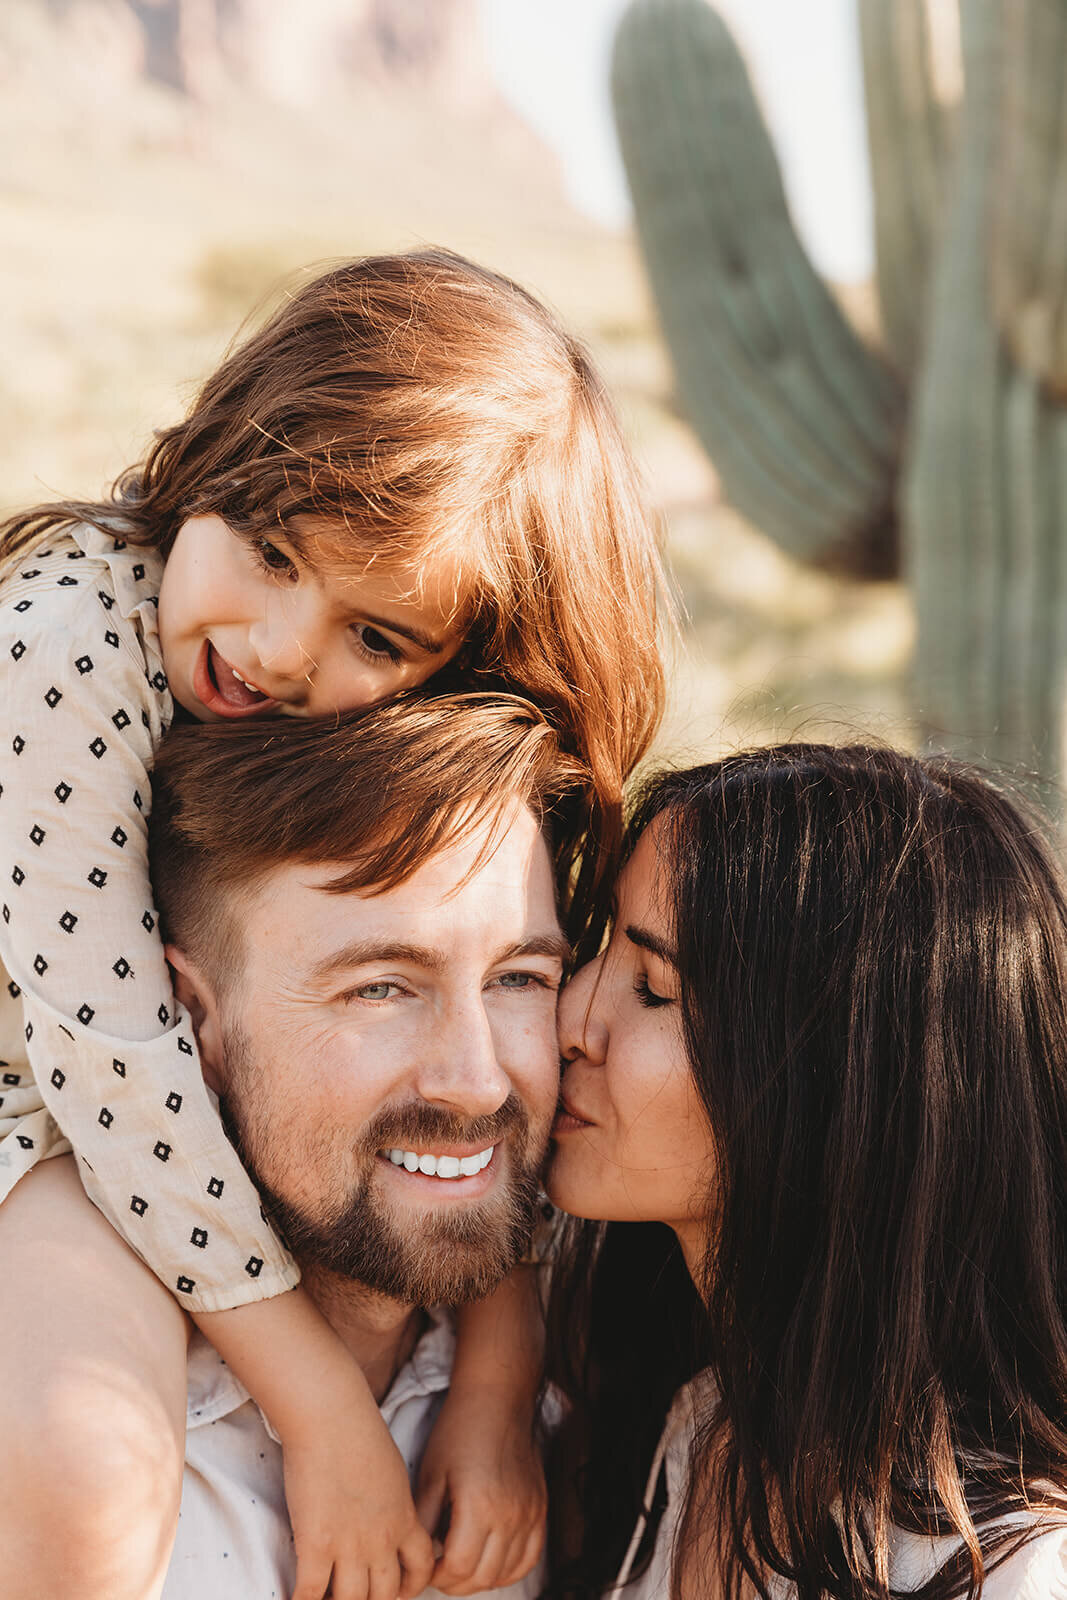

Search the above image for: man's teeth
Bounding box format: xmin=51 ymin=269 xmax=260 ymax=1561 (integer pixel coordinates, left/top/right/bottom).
xmin=384 ymin=1146 xmax=495 ymax=1179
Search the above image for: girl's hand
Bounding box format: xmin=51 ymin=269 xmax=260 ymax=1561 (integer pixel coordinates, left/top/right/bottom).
xmin=194 ymin=1290 xmax=435 ymax=1600
xmin=283 ymin=1387 xmax=435 ymax=1600
xmin=415 ymin=1385 xmax=547 ymax=1596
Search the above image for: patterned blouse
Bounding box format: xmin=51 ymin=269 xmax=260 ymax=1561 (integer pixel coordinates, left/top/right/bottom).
xmin=0 ymin=523 xmax=298 ymax=1311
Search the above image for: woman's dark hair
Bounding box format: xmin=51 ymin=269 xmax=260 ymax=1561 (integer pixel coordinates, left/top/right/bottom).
xmin=546 ymin=745 xmax=1067 ymax=1600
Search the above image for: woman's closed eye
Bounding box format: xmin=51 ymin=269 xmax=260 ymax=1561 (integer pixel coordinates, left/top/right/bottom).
xmin=634 ymin=973 xmax=673 ymax=1009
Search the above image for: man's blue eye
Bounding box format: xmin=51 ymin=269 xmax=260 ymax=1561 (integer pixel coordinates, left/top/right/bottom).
xmin=357 ymin=982 xmax=393 ymax=1000
xmin=497 ymin=972 xmax=534 ymax=988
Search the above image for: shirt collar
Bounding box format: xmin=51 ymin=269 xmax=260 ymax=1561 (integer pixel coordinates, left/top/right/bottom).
xmin=185 ymin=1305 xmax=457 ymax=1437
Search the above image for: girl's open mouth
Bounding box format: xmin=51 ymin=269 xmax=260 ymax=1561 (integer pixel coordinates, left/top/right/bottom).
xmin=192 ymin=641 xmax=279 ymax=718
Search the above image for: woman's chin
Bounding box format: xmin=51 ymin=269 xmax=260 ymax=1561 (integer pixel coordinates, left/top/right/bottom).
xmin=544 ymin=1146 xmax=602 ymax=1220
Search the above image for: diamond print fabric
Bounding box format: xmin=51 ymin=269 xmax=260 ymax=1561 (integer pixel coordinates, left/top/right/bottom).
xmin=0 ymin=525 xmax=298 ymax=1310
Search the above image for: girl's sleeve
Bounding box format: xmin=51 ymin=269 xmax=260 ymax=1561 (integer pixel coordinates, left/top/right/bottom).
xmin=0 ymin=576 xmax=299 ymax=1312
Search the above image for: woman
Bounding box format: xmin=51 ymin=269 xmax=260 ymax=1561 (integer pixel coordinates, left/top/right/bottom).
xmin=545 ymin=745 xmax=1067 ymax=1600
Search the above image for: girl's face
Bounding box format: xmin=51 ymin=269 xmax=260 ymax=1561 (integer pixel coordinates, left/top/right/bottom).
xmin=548 ymin=820 xmax=717 ymax=1268
xmin=158 ymin=514 xmax=466 ymax=721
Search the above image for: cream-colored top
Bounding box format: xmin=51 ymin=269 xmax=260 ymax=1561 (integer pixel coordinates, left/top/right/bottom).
xmin=612 ymin=1380 xmax=1067 ymax=1600
xmin=0 ymin=523 xmax=298 ymax=1310
xmin=165 ymin=1309 xmax=544 ymax=1600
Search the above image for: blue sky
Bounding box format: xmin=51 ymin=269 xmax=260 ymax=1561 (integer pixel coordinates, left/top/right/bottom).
xmin=477 ymin=0 xmax=874 ymax=282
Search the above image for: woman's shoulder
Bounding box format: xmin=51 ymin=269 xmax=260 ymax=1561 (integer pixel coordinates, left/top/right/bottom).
xmin=981 ymin=1520 xmax=1067 ymax=1600
xmin=887 ymin=1515 xmax=1067 ymax=1600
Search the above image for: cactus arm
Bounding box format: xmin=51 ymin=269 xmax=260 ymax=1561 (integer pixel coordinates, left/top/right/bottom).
xmin=991 ymin=0 xmax=1067 ymax=397
xmin=612 ymin=0 xmax=903 ymax=570
xmin=858 ymin=0 xmax=956 ymax=374
xmin=907 ymin=0 xmax=1067 ymax=792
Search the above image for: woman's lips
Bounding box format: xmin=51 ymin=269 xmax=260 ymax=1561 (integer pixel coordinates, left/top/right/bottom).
xmin=192 ymin=641 xmax=280 ymax=718
xmin=552 ymin=1096 xmax=594 ymax=1134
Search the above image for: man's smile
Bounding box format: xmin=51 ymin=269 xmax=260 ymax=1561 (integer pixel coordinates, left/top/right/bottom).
xmin=373 ymin=1142 xmax=503 ymax=1202
xmin=380 ymin=1144 xmax=495 ymax=1179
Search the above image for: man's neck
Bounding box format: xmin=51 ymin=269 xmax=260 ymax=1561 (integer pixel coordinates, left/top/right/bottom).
xmin=301 ymin=1263 xmax=425 ymax=1403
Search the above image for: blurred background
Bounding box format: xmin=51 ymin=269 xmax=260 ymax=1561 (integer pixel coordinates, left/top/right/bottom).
xmin=5 ymin=0 xmax=1038 ymax=779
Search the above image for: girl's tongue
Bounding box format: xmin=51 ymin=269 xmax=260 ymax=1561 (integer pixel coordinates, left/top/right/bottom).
xmin=210 ymin=645 xmax=269 ymax=710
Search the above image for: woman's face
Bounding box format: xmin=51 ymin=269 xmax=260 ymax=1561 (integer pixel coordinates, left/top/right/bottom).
xmin=547 ymin=819 xmax=717 ymax=1266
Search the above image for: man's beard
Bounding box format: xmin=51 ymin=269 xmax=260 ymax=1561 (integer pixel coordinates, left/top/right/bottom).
xmin=219 ymin=1021 xmax=544 ymax=1305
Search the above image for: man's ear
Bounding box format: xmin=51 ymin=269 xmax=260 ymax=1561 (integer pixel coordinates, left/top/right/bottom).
xmin=165 ymin=944 xmax=225 ymax=1095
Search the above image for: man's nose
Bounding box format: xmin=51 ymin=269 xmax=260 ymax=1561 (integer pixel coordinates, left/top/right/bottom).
xmin=414 ymin=995 xmax=511 ymax=1119
xmin=558 ymin=954 xmax=609 ymax=1067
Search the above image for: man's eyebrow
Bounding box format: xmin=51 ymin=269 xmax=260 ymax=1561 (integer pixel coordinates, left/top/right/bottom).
xmin=625 ymin=924 xmax=678 ymax=967
xmin=308 ymin=932 xmax=572 ymax=984
xmin=501 ymin=933 xmax=573 ymax=966
xmin=309 ymin=940 xmax=446 ymax=982
xmin=359 ymin=611 xmax=451 ymax=656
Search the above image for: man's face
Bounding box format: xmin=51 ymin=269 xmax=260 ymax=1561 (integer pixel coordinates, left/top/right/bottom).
xmin=192 ymin=803 xmax=565 ymax=1305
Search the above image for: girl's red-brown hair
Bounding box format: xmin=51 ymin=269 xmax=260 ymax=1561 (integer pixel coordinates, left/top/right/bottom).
xmin=1 ymin=249 xmax=670 ymax=954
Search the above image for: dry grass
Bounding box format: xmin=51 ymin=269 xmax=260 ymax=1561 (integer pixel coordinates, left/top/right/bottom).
xmin=0 ymin=67 xmax=914 ymax=769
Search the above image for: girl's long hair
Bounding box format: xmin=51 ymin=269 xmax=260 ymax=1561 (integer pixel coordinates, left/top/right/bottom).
xmin=0 ymin=248 xmax=668 ymax=957
xmin=547 ymin=745 xmax=1067 ymax=1600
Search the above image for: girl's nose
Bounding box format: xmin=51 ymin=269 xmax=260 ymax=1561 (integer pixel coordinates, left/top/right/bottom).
xmin=247 ymin=595 xmax=322 ymax=685
xmin=558 ymin=955 xmax=609 ymax=1067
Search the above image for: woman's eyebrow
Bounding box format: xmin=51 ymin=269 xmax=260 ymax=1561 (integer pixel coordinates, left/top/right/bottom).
xmin=625 ymin=923 xmax=678 ymax=967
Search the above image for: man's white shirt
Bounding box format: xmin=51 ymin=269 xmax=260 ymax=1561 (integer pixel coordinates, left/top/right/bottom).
xmin=164 ymin=1310 xmax=543 ymax=1599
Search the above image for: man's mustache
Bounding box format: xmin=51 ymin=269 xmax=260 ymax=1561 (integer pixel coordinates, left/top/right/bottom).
xmin=359 ymin=1092 xmax=528 ymax=1155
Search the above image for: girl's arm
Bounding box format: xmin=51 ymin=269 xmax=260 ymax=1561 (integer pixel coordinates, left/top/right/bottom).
xmin=416 ymin=1264 xmax=548 ymax=1595
xmin=197 ymin=1292 xmax=434 ymax=1600
xmin=0 ymin=562 xmax=297 ymax=1307
xmin=0 ymin=550 xmax=433 ymax=1600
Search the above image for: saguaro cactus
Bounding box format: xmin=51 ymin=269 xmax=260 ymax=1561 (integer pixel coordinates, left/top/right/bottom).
xmin=612 ymin=0 xmax=904 ymax=574
xmin=908 ymin=0 xmax=1067 ymax=781
xmin=856 ymin=0 xmax=957 ymax=375
xmin=613 ymin=0 xmax=1067 ymax=801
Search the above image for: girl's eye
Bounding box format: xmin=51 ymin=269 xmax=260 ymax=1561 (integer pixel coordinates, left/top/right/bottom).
xmin=634 ymin=974 xmax=673 ymax=1010
xmin=253 ymin=538 xmax=298 ymax=581
xmin=352 ymin=624 xmax=404 ymax=665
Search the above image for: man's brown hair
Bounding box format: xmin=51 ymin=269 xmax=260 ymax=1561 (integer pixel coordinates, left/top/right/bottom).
xmin=149 ymin=693 xmax=590 ymax=986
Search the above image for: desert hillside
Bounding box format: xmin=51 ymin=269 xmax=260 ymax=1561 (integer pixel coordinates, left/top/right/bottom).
xmin=0 ymin=0 xmax=912 ymax=759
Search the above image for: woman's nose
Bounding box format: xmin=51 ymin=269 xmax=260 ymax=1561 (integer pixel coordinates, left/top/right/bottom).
xmin=558 ymin=954 xmax=609 ymax=1066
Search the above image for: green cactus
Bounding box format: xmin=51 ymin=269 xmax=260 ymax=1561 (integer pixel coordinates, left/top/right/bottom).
xmin=614 ymin=0 xmax=1067 ymax=803
xmin=611 ymin=0 xmax=904 ymax=574
xmin=907 ymin=0 xmax=1067 ymax=787
xmin=990 ymin=0 xmax=1067 ymax=397
xmin=857 ymin=0 xmax=956 ymax=375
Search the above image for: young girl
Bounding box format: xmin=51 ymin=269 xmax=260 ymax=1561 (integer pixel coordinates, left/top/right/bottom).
xmin=0 ymin=249 xmax=667 ymax=1600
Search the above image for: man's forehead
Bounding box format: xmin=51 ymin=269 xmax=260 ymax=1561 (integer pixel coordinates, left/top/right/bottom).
xmin=243 ymin=805 xmax=561 ymax=960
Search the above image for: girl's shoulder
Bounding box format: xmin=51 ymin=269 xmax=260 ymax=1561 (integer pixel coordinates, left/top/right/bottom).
xmin=1 ymin=523 xmax=162 ymax=619
xmin=0 ymin=524 xmax=163 ymax=648
xmin=0 ymin=524 xmax=170 ymax=717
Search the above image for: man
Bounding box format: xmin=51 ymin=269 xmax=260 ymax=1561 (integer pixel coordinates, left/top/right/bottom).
xmin=146 ymin=694 xmax=585 ymax=1598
